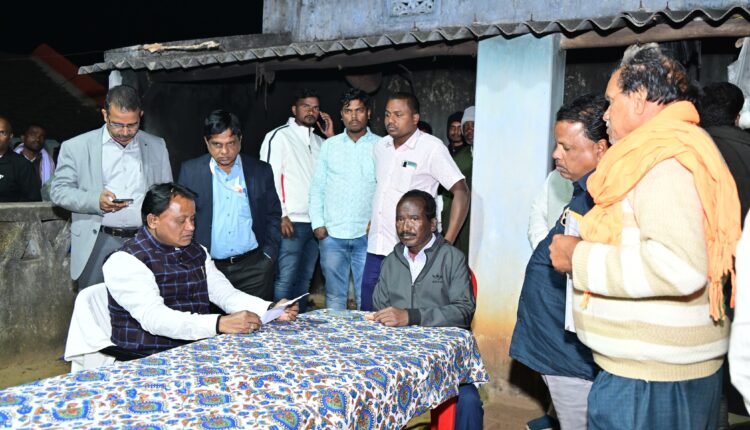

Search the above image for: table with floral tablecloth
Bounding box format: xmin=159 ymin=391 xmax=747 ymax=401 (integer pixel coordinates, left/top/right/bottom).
xmin=0 ymin=310 xmax=488 ymax=429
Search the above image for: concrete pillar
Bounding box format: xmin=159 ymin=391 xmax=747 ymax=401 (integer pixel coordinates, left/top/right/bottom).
xmin=469 ymin=33 xmax=565 ymax=395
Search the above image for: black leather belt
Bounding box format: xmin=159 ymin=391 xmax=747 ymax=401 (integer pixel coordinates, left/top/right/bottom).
xmin=100 ymin=226 xmax=139 ymax=238
xmin=214 ymin=248 xmax=258 ymax=265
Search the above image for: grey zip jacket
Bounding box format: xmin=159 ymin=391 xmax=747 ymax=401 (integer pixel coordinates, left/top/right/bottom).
xmin=372 ymin=234 xmax=475 ymax=329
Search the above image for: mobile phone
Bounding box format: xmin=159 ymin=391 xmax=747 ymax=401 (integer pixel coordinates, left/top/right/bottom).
xmin=317 ymin=116 xmax=327 ymax=130
xmin=112 ymin=198 xmax=133 ymax=204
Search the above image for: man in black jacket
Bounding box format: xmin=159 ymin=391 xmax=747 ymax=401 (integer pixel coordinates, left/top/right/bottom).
xmin=369 ymin=189 xmax=481 ymax=429
xmin=178 ymin=110 xmax=281 ymax=301
xmin=0 ymin=116 xmax=41 ymax=202
xmin=700 ymin=82 xmax=750 ymax=225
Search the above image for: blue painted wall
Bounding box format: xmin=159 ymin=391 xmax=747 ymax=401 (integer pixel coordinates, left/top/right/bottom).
xmin=264 ymin=0 xmax=745 ymax=42
xmin=470 ymin=33 xmax=566 ymax=393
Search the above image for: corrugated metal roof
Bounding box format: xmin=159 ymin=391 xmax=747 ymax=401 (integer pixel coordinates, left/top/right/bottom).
xmin=79 ymin=6 xmax=749 ymax=74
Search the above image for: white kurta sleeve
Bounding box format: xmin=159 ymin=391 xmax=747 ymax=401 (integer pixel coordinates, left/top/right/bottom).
xmin=103 ymin=251 xmax=219 ymax=340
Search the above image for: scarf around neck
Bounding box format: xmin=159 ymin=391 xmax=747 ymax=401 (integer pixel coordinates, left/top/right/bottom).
xmin=580 ymin=101 xmax=741 ymax=321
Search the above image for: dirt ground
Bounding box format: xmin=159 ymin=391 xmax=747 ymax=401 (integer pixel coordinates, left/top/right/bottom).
xmin=0 ymin=350 xmax=70 ymax=390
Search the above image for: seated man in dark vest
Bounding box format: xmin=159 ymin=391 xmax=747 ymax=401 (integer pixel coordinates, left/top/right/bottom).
xmin=102 ymin=182 xmax=298 ymax=358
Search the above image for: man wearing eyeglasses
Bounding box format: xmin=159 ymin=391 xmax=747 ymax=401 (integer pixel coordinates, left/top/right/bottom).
xmin=178 ymin=110 xmax=281 ymax=301
xmin=50 ymin=85 xmax=172 ymax=290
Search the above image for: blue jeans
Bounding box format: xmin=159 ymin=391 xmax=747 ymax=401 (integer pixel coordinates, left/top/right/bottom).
xmin=273 ymin=222 xmax=319 ymax=313
xmin=588 ymin=368 xmax=722 ymax=430
xmin=319 ymin=235 xmax=367 ymax=310
xmin=359 ymin=253 xmax=386 ymax=311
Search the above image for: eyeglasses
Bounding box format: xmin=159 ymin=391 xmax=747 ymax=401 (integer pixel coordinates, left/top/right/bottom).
xmin=108 ymin=120 xmax=140 ymax=131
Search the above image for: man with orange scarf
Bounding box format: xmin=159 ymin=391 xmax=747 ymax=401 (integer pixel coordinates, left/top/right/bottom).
xmin=550 ymin=43 xmax=741 ymax=429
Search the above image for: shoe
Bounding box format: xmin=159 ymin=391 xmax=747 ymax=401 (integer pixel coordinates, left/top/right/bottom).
xmin=525 ymin=414 xmax=560 ymax=430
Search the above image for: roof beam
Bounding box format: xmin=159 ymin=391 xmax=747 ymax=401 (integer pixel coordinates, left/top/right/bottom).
xmin=561 ymin=14 xmax=750 ymax=49
xmin=148 ymin=40 xmax=477 ymax=83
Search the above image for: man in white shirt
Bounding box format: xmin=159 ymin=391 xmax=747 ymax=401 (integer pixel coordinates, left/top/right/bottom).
xmin=259 ymin=89 xmax=334 ymax=312
xmin=527 ymin=170 xmax=574 ymax=250
xmin=103 ymin=183 xmax=298 ymax=358
xmin=361 ymin=92 xmax=470 ymax=311
xmin=50 ymin=85 xmax=172 ymax=289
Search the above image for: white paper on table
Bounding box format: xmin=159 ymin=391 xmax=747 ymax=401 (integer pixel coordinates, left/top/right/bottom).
xmin=260 ymin=293 xmax=310 ymax=324
xmin=564 ymin=209 xmax=580 ymax=333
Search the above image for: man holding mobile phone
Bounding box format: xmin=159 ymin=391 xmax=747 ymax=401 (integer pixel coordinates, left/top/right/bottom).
xmin=259 ymin=89 xmax=334 ymax=312
xmin=50 ymin=85 xmax=172 ymax=289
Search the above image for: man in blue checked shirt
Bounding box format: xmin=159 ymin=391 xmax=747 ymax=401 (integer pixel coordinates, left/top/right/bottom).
xmin=179 ymin=110 xmax=281 ymax=301
xmin=309 ymin=89 xmax=381 ymax=310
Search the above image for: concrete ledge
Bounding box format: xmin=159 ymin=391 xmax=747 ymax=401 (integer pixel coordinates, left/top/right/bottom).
xmin=0 ymin=202 xmax=75 ymax=367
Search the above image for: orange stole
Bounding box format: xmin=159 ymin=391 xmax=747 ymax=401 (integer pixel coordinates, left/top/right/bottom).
xmin=580 ymin=101 xmax=741 ymax=321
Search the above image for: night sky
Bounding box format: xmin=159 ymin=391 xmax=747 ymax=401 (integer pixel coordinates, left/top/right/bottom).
xmin=0 ymin=2 xmax=264 ymax=66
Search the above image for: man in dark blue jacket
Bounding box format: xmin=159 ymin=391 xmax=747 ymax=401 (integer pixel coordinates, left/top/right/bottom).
xmin=510 ymin=94 xmax=609 ymax=429
xmin=178 ymin=110 xmax=281 ymax=301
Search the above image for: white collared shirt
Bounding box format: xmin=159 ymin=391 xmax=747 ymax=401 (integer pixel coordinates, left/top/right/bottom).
xmin=402 ymin=234 xmax=437 ymax=283
xmin=101 ymin=126 xmax=147 ymax=228
xmin=369 ymin=130 xmax=464 ymax=256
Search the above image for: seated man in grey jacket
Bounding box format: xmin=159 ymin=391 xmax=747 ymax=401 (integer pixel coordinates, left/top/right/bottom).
xmin=368 ymin=189 xmax=481 ymax=429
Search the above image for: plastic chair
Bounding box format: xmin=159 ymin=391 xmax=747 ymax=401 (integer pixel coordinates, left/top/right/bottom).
xmin=64 ymin=283 xmax=116 ymax=371
xmin=430 ymin=269 xmax=478 ymax=430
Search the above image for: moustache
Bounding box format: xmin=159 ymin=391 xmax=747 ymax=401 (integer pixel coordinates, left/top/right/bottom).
xmin=399 ymin=232 xmax=416 ymax=238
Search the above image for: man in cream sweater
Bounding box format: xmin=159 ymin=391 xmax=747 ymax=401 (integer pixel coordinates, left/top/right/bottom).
xmin=550 ymin=43 xmax=741 ymax=429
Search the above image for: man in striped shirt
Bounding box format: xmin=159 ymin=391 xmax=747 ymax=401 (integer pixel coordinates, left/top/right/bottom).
xmin=550 ymin=43 xmax=741 ymax=429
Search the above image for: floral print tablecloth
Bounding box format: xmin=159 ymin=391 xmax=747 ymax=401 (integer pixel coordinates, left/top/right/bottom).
xmin=0 ymin=310 xmax=488 ymax=429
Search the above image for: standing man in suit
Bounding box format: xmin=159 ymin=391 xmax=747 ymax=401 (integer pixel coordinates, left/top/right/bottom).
xmin=50 ymin=85 xmax=172 ymax=289
xmin=178 ymin=110 xmax=281 ymax=301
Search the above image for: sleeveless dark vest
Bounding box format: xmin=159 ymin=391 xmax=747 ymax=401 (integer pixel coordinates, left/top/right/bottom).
xmin=108 ymin=227 xmax=210 ymax=355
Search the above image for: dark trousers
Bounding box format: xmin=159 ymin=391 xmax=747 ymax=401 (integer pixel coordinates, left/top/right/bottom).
xmin=359 ymin=252 xmax=385 ymax=311
xmin=588 ymin=368 xmax=722 ymax=430
xmin=456 ymin=384 xmax=484 ymax=430
xmin=214 ymin=248 xmax=275 ymax=301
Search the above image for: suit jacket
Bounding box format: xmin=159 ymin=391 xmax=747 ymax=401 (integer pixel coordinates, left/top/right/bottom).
xmin=177 ymin=153 xmax=281 ymax=261
xmin=50 ymin=126 xmax=173 ymax=280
